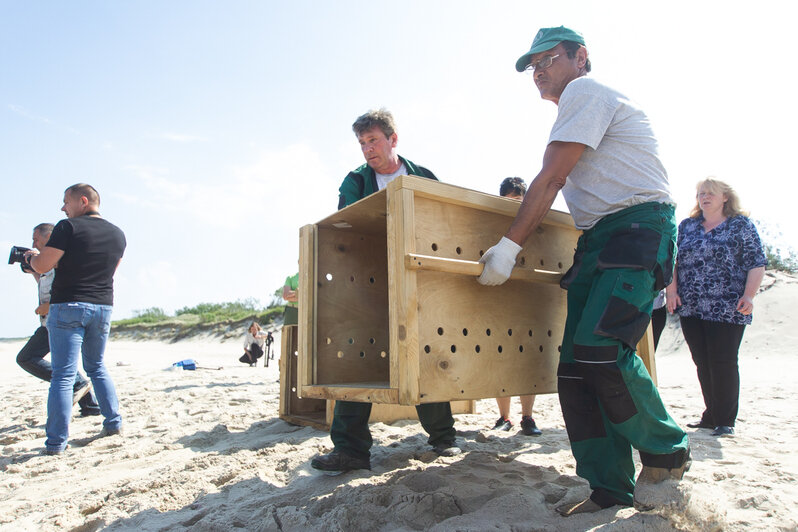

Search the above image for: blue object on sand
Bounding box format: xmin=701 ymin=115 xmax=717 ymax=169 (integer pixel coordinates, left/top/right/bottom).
xmin=173 ymin=359 xmax=197 ymax=370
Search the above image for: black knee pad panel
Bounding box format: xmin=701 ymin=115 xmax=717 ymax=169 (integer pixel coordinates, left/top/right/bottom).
xmin=640 ymin=446 xmax=690 ymax=469
xmin=576 ymin=357 xmax=638 ymax=425
xmin=574 ymin=343 xmax=617 ymax=362
xmin=557 ymin=363 xmax=606 ymax=442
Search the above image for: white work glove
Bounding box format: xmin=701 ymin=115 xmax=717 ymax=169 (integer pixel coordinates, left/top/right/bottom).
xmin=477 ymin=237 xmax=522 ymax=286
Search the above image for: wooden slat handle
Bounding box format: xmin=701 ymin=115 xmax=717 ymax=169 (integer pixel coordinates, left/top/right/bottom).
xmin=405 ymin=253 xmax=562 ymax=284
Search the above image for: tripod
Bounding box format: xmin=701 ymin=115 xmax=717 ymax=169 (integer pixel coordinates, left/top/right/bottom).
xmin=264 ymin=331 xmax=274 ymax=367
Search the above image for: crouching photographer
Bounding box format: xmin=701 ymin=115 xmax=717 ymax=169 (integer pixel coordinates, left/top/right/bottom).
xmin=240 ymin=321 xmax=269 ymax=367
xmin=12 ymin=223 xmax=101 ymax=417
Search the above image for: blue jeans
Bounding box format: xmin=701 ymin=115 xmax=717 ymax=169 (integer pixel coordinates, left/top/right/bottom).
xmin=45 ymin=303 xmax=122 ymax=452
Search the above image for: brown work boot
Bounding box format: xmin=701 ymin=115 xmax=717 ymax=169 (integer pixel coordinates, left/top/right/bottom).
xmin=557 ymin=489 xmax=630 ymax=516
xmin=637 ymin=450 xmax=692 ymax=484
xmin=634 ymin=447 xmax=691 ymax=511
xmin=556 ymin=498 xmax=603 ymax=516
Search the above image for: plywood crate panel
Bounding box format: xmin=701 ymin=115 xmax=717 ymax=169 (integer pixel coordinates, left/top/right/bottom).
xmin=279 ymin=325 xmax=327 ymax=430
xmin=280 ymin=325 xmax=475 ymax=430
xmin=297 ymin=176 xmax=656 ymax=406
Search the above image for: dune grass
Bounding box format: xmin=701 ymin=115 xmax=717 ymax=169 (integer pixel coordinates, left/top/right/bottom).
xmin=113 ymin=298 xmax=284 ymax=328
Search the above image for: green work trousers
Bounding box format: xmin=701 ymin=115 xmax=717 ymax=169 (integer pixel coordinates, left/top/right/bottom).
xmin=557 ymin=202 xmax=689 ymax=507
xmin=330 ymin=400 xmax=456 ymax=459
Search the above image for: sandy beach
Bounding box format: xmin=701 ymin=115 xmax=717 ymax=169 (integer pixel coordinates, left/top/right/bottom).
xmin=1 ymin=272 xmax=797 ymax=531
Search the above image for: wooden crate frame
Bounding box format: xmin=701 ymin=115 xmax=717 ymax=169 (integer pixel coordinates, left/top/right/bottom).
xmin=297 ymin=176 xmax=657 ymax=406
xmin=279 ymin=325 xmax=476 ymax=430
xmin=279 ymin=325 xmax=328 ymax=429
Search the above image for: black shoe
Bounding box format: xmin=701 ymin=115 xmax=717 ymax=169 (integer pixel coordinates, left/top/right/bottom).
xmin=311 ymin=450 xmax=370 ymax=474
xmin=43 ymin=446 xmax=67 ymax=456
xmin=492 ymin=417 xmax=512 ymax=431
xmin=72 ymin=382 xmax=92 ymax=405
xmin=686 ymin=420 xmax=714 ymax=429
xmin=99 ymin=426 xmax=124 ymax=438
xmin=520 ymin=416 xmax=542 ymax=436
xmin=711 ymin=426 xmax=734 ymax=437
xmin=432 ymin=442 xmax=462 ymax=457
xmin=80 ymin=409 xmax=102 ymax=417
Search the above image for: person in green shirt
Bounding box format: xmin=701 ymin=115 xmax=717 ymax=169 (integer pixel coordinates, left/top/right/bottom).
xmin=281 ymin=272 xmax=299 ymax=326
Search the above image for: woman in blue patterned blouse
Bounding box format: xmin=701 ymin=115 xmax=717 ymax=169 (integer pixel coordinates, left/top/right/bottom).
xmin=666 ymin=178 xmax=767 ymax=437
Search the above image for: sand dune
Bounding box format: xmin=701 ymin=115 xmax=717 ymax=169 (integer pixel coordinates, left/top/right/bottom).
xmin=1 ymin=272 xmax=796 ymax=531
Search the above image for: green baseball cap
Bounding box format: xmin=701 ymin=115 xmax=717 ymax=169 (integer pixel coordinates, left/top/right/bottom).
xmin=515 ymin=26 xmax=586 ymax=72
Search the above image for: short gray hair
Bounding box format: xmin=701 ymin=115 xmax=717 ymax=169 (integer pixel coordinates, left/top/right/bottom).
xmin=352 ymin=108 xmax=396 ymax=139
xmin=33 ymin=223 xmax=54 ymax=235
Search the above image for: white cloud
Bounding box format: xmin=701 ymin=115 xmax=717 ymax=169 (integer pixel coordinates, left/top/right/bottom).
xmin=113 ymin=261 xmax=179 ymax=318
xmin=7 ymin=104 xmax=79 ymax=134
xmin=124 ymin=144 xmax=335 ymax=230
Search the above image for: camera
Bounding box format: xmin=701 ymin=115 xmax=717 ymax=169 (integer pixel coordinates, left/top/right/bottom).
xmin=8 ymin=246 xmax=34 ymax=273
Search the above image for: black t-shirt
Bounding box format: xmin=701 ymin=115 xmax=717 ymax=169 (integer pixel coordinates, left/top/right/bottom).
xmin=47 ymin=216 xmax=127 ymax=305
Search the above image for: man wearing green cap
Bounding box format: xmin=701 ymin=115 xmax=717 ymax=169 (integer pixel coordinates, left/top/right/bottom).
xmin=478 ymin=26 xmax=690 ymax=515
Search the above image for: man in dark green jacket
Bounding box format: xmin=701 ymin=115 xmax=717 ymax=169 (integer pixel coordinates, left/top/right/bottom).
xmin=312 ymin=108 xmax=460 ymax=475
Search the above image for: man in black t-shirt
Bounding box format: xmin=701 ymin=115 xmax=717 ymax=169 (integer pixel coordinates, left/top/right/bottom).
xmin=28 ymin=183 xmax=126 ymax=456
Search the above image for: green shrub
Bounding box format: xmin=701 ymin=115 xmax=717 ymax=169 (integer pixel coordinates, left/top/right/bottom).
xmin=136 ymin=307 xmax=168 ymax=320
xmin=176 ymin=298 xmax=268 ymax=323
xmin=113 ymin=298 xmax=283 ymax=328
xmin=755 ymin=219 xmax=798 ymax=274
xmin=112 ymin=307 xmax=168 ymax=326
xmin=762 ymin=242 xmax=798 ymax=273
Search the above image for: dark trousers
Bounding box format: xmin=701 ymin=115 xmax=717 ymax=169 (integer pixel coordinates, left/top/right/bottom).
xmin=651 ymin=306 xmax=666 ymax=350
xmin=283 ymin=306 xmax=298 ymax=326
xmin=17 ymin=326 xmax=100 ymax=414
xmin=250 ymin=343 xmax=264 ymax=360
xmin=330 ymin=400 xmax=456 ymax=460
xmin=679 ymin=316 xmax=745 ymax=427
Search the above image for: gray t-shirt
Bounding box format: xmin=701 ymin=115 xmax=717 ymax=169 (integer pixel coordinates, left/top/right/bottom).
xmin=549 ymin=76 xmax=674 ymax=230
xmin=375 ymin=162 xmax=408 ymax=191
xmin=37 ymin=269 xmax=54 ymax=327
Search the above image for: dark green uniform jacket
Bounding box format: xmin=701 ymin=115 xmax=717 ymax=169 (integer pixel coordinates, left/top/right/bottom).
xmin=337 ymin=155 xmax=437 ymax=209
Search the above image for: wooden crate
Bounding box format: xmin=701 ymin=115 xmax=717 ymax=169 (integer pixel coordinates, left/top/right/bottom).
xmin=297 ymin=176 xmax=657 ymax=406
xmin=279 ymin=325 xmax=476 ymax=430
xmin=279 ymin=325 xmax=327 ymax=429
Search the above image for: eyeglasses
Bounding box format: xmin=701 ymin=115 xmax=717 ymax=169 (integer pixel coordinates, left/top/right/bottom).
xmin=524 ymin=54 xmax=560 ymax=73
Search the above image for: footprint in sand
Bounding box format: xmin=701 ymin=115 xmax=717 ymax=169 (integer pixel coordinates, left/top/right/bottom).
xmin=0 ymin=434 xmax=24 ymax=445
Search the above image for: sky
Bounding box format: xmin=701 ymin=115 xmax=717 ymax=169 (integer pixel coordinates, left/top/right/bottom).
xmin=1 ymin=0 xmax=796 ymax=338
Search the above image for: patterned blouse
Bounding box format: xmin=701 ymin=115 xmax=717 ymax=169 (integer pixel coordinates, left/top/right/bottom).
xmin=675 ymin=215 xmax=767 ymax=325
